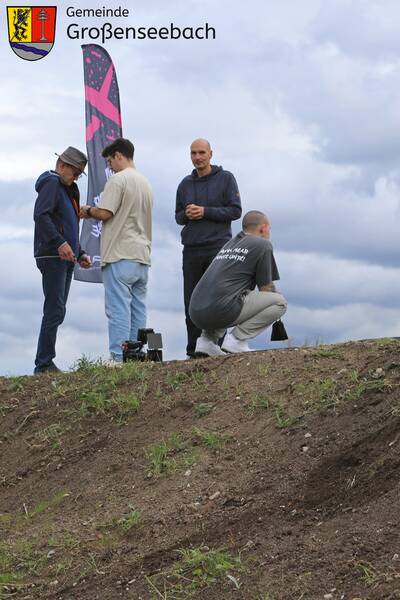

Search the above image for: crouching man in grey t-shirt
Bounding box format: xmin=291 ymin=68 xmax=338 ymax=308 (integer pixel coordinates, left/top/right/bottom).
xmin=189 ymin=210 xmax=287 ymax=356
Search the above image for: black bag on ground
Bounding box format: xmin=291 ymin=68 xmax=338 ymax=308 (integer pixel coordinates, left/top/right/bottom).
xmin=271 ymin=319 xmax=288 ymax=341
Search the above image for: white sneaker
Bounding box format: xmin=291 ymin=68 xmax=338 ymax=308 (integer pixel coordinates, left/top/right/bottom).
xmin=222 ymin=333 xmax=251 ymax=353
xmin=195 ymin=335 xmax=225 ymax=357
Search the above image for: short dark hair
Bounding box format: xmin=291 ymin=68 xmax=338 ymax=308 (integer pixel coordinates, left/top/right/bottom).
xmin=242 ymin=210 xmax=269 ymax=232
xmin=102 ymin=138 xmax=135 ymax=160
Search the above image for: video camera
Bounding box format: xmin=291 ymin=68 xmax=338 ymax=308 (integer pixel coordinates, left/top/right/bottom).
xmin=122 ymin=328 xmax=163 ymax=363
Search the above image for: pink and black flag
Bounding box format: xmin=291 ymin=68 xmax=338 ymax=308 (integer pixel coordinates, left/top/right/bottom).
xmin=75 ymin=44 xmax=123 ymax=283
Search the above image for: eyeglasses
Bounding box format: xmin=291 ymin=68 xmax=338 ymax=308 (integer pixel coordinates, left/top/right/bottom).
xmin=68 ymin=165 xmax=83 ymax=179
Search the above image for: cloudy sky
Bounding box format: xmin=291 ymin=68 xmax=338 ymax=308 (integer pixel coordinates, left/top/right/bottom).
xmin=1 ymin=0 xmax=399 ymax=375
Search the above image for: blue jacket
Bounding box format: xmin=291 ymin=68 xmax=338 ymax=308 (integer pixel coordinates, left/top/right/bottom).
xmin=33 ymin=171 xmax=83 ymax=258
xmin=175 ymin=165 xmax=242 ymax=250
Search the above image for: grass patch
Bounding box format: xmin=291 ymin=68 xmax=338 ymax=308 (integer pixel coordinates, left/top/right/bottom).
xmin=25 ymin=491 xmax=69 ymax=519
xmin=375 ymin=337 xmax=400 ymax=348
xmin=79 ymin=382 xmax=145 ymax=421
xmin=192 ymin=427 xmax=229 ymax=450
xmin=145 ymin=434 xmax=199 ymax=476
xmin=117 ymin=507 xmax=140 ymax=533
xmin=313 ymin=348 xmax=344 ymax=359
xmin=356 ymin=560 xmax=380 ymax=586
xmin=274 ymin=403 xmax=299 ymax=429
xmin=294 ymin=369 xmax=396 ymax=415
xmin=190 ymin=369 xmax=207 ymax=387
xmin=194 ymin=402 xmax=213 ymax=418
xmin=35 ymin=423 xmax=68 ymax=449
xmin=6 ymin=376 xmax=29 ymax=393
xmin=71 ymin=355 xmax=104 ymax=371
xmin=166 ymin=372 xmax=189 ymax=390
xmin=257 ymin=364 xmax=270 ymax=377
xmin=147 ymin=546 xmax=242 ymax=598
xmin=248 ymin=393 xmax=270 ymax=412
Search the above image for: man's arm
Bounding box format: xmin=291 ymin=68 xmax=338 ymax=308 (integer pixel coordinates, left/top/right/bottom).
xmin=34 ymin=178 xmax=65 ymax=248
xmin=203 ymin=172 xmax=242 ymax=223
xmin=175 ymin=184 xmax=189 ymax=225
xmin=80 ymin=205 xmax=113 ymax=221
xmin=256 ymin=246 xmax=280 ymax=292
xmin=34 ymin=178 xmax=76 ymax=261
xmin=259 ymin=282 xmax=277 ymax=292
xmin=185 ymin=173 xmax=242 ymax=223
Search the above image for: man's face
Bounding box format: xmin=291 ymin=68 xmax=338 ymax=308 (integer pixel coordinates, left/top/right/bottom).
xmin=58 ymin=162 xmax=83 ymax=186
xmin=262 ymin=221 xmax=271 ymax=239
xmin=190 ymin=141 xmax=212 ymax=171
xmin=105 ymin=153 xmax=122 ymax=173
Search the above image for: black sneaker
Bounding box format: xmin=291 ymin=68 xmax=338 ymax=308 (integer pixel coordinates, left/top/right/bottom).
xmin=34 ymin=362 xmax=61 ymax=374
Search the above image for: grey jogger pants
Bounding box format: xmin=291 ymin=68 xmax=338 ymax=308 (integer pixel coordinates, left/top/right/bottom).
xmin=204 ymin=290 xmax=287 ymax=342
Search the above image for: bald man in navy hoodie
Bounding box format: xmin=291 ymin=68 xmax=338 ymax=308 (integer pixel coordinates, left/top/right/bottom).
xmin=175 ymin=139 xmax=242 ymax=358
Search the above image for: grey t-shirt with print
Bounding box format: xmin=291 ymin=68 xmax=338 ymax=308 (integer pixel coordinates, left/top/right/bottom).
xmin=189 ymin=231 xmax=280 ymax=330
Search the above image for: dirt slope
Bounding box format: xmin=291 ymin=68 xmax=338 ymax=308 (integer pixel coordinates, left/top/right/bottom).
xmin=1 ymin=339 xmax=400 ymax=600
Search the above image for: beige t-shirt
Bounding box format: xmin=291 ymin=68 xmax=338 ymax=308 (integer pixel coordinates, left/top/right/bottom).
xmin=99 ymin=168 xmax=153 ymax=267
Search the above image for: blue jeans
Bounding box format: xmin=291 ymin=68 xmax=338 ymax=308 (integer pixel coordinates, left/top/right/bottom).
xmin=102 ymin=260 xmax=149 ymax=360
xmin=35 ymin=258 xmax=74 ymax=371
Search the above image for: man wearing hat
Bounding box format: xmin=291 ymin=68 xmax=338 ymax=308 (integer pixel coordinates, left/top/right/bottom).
xmin=33 ymin=146 xmax=91 ymax=374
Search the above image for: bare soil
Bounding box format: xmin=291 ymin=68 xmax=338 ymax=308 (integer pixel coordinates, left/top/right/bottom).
xmin=1 ymin=338 xmax=400 ymax=600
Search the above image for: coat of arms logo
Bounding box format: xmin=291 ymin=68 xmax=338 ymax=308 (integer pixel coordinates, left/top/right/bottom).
xmin=7 ymin=6 xmax=57 ymax=61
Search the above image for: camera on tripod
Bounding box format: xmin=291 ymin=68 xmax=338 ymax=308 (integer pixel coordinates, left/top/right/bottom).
xmin=122 ymin=328 xmax=163 ymax=363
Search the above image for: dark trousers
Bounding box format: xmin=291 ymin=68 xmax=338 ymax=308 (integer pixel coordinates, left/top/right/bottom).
xmin=35 ymin=258 xmax=74 ymax=371
xmin=183 ymin=248 xmax=220 ymax=355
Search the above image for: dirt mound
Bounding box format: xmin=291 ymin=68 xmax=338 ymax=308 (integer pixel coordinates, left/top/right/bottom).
xmin=1 ymin=339 xmax=400 ymax=600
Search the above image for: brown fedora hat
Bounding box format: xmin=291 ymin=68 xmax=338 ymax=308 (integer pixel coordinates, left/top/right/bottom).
xmin=55 ymin=147 xmax=87 ymax=174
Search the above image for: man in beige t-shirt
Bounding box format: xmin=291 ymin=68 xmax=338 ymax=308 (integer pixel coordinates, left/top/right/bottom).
xmin=80 ymin=138 xmax=153 ymax=363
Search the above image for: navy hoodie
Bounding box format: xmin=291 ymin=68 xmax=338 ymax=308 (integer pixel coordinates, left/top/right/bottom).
xmin=175 ymin=165 xmax=242 ymax=250
xmin=33 ymin=171 xmax=83 ymax=258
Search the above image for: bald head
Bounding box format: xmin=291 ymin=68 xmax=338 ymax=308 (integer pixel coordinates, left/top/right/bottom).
xmin=190 ymin=138 xmax=213 ymax=176
xmin=190 ymin=138 xmax=211 ymax=151
xmin=242 ymin=211 xmax=271 ymax=239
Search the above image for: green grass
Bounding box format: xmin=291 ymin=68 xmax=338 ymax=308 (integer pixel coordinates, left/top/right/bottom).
xmin=190 ymin=369 xmax=207 ymax=387
xmin=26 ymin=491 xmax=69 ymax=519
xmin=375 ymin=337 xmax=400 ymax=347
xmin=257 ymin=364 xmax=270 ymax=377
xmin=6 ymin=376 xmax=29 ymax=393
xmin=248 ymin=393 xmax=270 ymax=412
xmin=192 ymin=427 xmax=229 ymax=450
xmin=147 ymin=546 xmax=242 ymax=598
xmin=35 ymin=423 xmax=67 ymax=449
xmin=312 ymin=348 xmax=344 ymax=359
xmin=43 ymin=359 xmax=150 ymax=422
xmin=117 ymin=508 xmax=140 ymax=533
xmin=273 ymin=404 xmax=299 ymax=429
xmin=79 ymin=382 xmax=145 ymax=421
xmin=166 ymin=372 xmax=189 ymax=390
xmin=194 ymin=402 xmax=213 ymax=418
xmin=71 ymin=355 xmax=104 ymax=371
xmin=356 ymin=561 xmax=380 ymax=586
xmin=145 ymin=432 xmax=201 ymax=476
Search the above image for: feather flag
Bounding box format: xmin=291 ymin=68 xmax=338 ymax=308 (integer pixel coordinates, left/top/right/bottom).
xmin=75 ymin=44 xmax=123 ymax=283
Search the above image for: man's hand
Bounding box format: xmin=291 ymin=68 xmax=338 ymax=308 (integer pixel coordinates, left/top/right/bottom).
xmin=79 ymin=205 xmax=91 ymax=219
xmin=185 ymin=204 xmax=204 ymax=220
xmin=260 ymin=283 xmax=277 ymax=293
xmin=58 ymin=242 xmax=76 ymax=262
xmin=78 ymin=254 xmax=92 ymax=269
xmin=79 ymin=205 xmax=113 ymax=222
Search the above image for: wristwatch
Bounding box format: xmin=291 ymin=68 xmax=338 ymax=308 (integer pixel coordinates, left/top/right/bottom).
xmin=87 ymin=206 xmax=92 ymax=217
